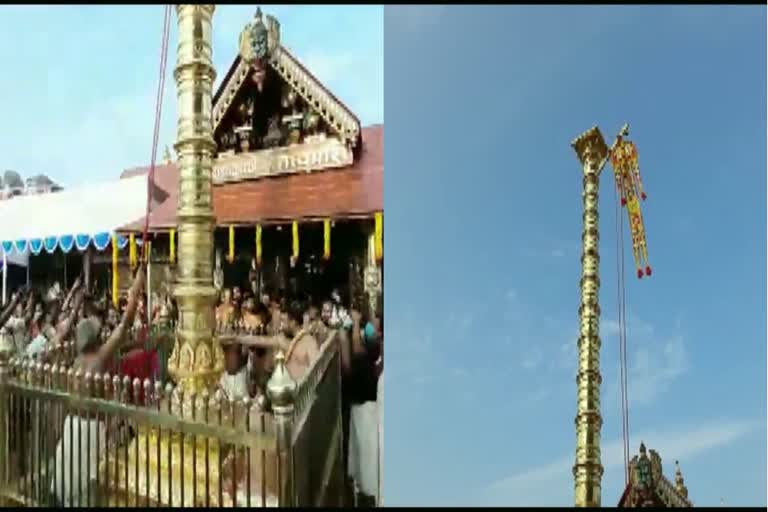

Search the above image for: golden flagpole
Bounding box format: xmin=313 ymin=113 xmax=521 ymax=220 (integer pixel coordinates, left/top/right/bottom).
xmin=570 ymin=126 xmax=609 ymax=507
xmin=570 ymin=124 xmax=629 ymax=507
xmin=166 ymin=3 xmax=223 ymax=394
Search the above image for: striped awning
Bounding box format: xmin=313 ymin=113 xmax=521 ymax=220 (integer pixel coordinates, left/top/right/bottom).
xmin=0 ymin=174 xmax=148 ymax=255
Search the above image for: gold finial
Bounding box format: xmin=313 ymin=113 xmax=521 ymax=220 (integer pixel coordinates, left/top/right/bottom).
xmin=571 ymin=126 xmax=609 ymax=167
xmin=266 ymin=350 xmax=296 ymax=413
xmin=674 ymin=460 xmax=689 ymax=498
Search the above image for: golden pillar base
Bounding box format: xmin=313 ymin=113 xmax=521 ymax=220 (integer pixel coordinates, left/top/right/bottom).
xmin=166 ymin=337 xmax=225 ymax=398
xmin=99 ymin=427 xmax=230 ymax=507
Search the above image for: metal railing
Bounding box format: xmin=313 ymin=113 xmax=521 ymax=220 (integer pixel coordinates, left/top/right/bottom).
xmin=0 ymin=330 xmax=344 ymax=508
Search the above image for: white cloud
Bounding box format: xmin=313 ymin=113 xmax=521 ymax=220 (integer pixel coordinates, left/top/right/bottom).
xmin=602 ymin=316 xmax=689 ymax=408
xmin=629 ymin=335 xmax=688 ymax=405
xmin=450 ymin=367 xmax=469 ymax=378
xmin=521 ymin=348 xmax=543 ymax=370
xmin=483 ymin=418 xmax=758 ymax=506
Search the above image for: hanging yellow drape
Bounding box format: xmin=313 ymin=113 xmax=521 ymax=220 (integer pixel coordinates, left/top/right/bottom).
xmin=111 ymin=235 xmax=119 ymax=307
xmin=292 ymin=221 xmax=299 ymax=262
xmin=255 ymin=224 xmax=262 ymax=266
xmin=227 ymin=225 xmax=235 ymax=263
xmin=323 ymin=219 xmax=331 ymax=260
xmin=129 ymin=233 xmax=138 ymax=269
xmin=144 ymin=240 xmax=152 ymax=264
xmin=374 ymin=212 xmax=383 ymax=261
xmin=169 ymin=229 xmax=176 ymax=264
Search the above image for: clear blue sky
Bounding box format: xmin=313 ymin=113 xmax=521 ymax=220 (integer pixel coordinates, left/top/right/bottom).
xmin=0 ymin=4 xmax=764 ymax=508
xmin=384 ymin=5 xmax=766 ymax=507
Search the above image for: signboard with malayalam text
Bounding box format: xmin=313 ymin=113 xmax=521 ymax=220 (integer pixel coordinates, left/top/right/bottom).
xmin=212 ymin=136 xmax=354 ymax=186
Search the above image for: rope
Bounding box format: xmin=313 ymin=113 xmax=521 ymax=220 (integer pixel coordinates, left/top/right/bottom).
xmin=614 ymin=175 xmax=631 ymax=486
xmin=142 ymin=5 xmax=172 ymax=256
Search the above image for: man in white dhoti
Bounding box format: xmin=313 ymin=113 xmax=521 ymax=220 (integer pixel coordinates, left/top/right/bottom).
xmin=343 ymin=309 xmax=382 ymax=506
xmin=218 ymin=338 xmax=252 ymax=401
xmin=377 ymin=369 xmax=383 ymax=506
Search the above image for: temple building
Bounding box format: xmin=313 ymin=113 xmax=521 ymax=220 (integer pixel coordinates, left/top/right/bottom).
xmin=114 ymin=8 xmax=383 ymax=314
xmin=617 ymin=443 xmax=693 ymax=508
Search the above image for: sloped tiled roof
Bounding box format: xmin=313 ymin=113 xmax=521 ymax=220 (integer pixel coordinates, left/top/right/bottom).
xmin=118 ymin=124 xmax=382 ymax=232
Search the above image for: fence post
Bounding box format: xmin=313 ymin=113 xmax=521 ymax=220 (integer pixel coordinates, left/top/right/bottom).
xmin=267 ymin=350 xmax=296 ymax=507
xmin=0 ymin=336 xmax=12 ymax=496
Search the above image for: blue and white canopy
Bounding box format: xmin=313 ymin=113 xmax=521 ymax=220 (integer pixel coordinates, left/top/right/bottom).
xmin=0 ymin=174 xmax=148 ymax=258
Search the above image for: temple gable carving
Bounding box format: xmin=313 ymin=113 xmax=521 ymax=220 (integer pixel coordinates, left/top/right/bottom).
xmin=209 ymin=9 xmax=361 ymax=185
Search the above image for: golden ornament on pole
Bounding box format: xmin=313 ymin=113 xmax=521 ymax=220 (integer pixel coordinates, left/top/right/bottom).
xmin=610 ymin=137 xmax=651 ymax=279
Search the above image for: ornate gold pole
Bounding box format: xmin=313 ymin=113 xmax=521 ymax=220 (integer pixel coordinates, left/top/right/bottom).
xmin=571 ymin=126 xmax=609 ymax=507
xmin=102 ymin=6 xmax=225 ymax=506
xmin=167 ymin=4 xmax=224 ymax=393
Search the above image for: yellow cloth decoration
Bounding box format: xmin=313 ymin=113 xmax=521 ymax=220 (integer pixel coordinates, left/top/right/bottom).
xmin=169 ymin=229 xmax=175 ymax=264
xmin=374 ymin=212 xmax=383 ymax=261
xmin=323 ymin=219 xmax=331 ymax=260
xmin=111 ymin=234 xmax=119 ymax=307
xmin=144 ymin=240 xmax=152 ymax=264
xmin=129 ymin=233 xmax=137 ymax=269
xmin=292 ymin=221 xmax=299 ymax=262
xmin=255 ymin=224 xmax=262 ymax=266
xmin=228 ymin=225 xmax=235 ymax=263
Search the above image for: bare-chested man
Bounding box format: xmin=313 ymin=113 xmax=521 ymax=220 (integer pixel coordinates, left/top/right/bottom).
xmin=277 ymin=300 xmax=320 ymax=381
xmin=216 ymin=289 xmax=235 ymax=325
xmin=304 ymin=302 xmax=329 ymax=345
xmin=239 ymin=297 xmax=265 ymax=331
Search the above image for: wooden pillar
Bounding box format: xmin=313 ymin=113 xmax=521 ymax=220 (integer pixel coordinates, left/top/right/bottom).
xmin=83 ymin=246 xmax=92 ymax=291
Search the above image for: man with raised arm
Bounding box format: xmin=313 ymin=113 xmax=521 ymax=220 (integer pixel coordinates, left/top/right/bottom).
xmin=50 ymin=265 xmax=146 ymax=507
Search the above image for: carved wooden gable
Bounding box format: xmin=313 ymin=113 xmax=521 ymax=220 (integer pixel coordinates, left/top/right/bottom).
xmin=617 ymin=444 xmax=693 ymax=508
xmin=210 ymin=9 xmax=361 ymax=186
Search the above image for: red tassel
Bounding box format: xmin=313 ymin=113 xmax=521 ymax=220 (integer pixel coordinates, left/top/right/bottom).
xmin=637 ymin=268 xmax=643 ymax=279
xmin=645 ymin=266 xmax=652 ymax=276
xmin=621 ymin=197 xmax=627 ymax=206
xmin=641 ymin=192 xmax=647 ymax=200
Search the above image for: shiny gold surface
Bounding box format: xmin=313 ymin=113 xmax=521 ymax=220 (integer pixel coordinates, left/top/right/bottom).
xmin=166 ymin=4 xmax=224 ymax=393
xmin=103 ymin=428 xmax=224 ymax=507
xmin=120 ymin=5 xmax=223 ymax=506
xmin=570 ymin=126 xmax=608 ymax=507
